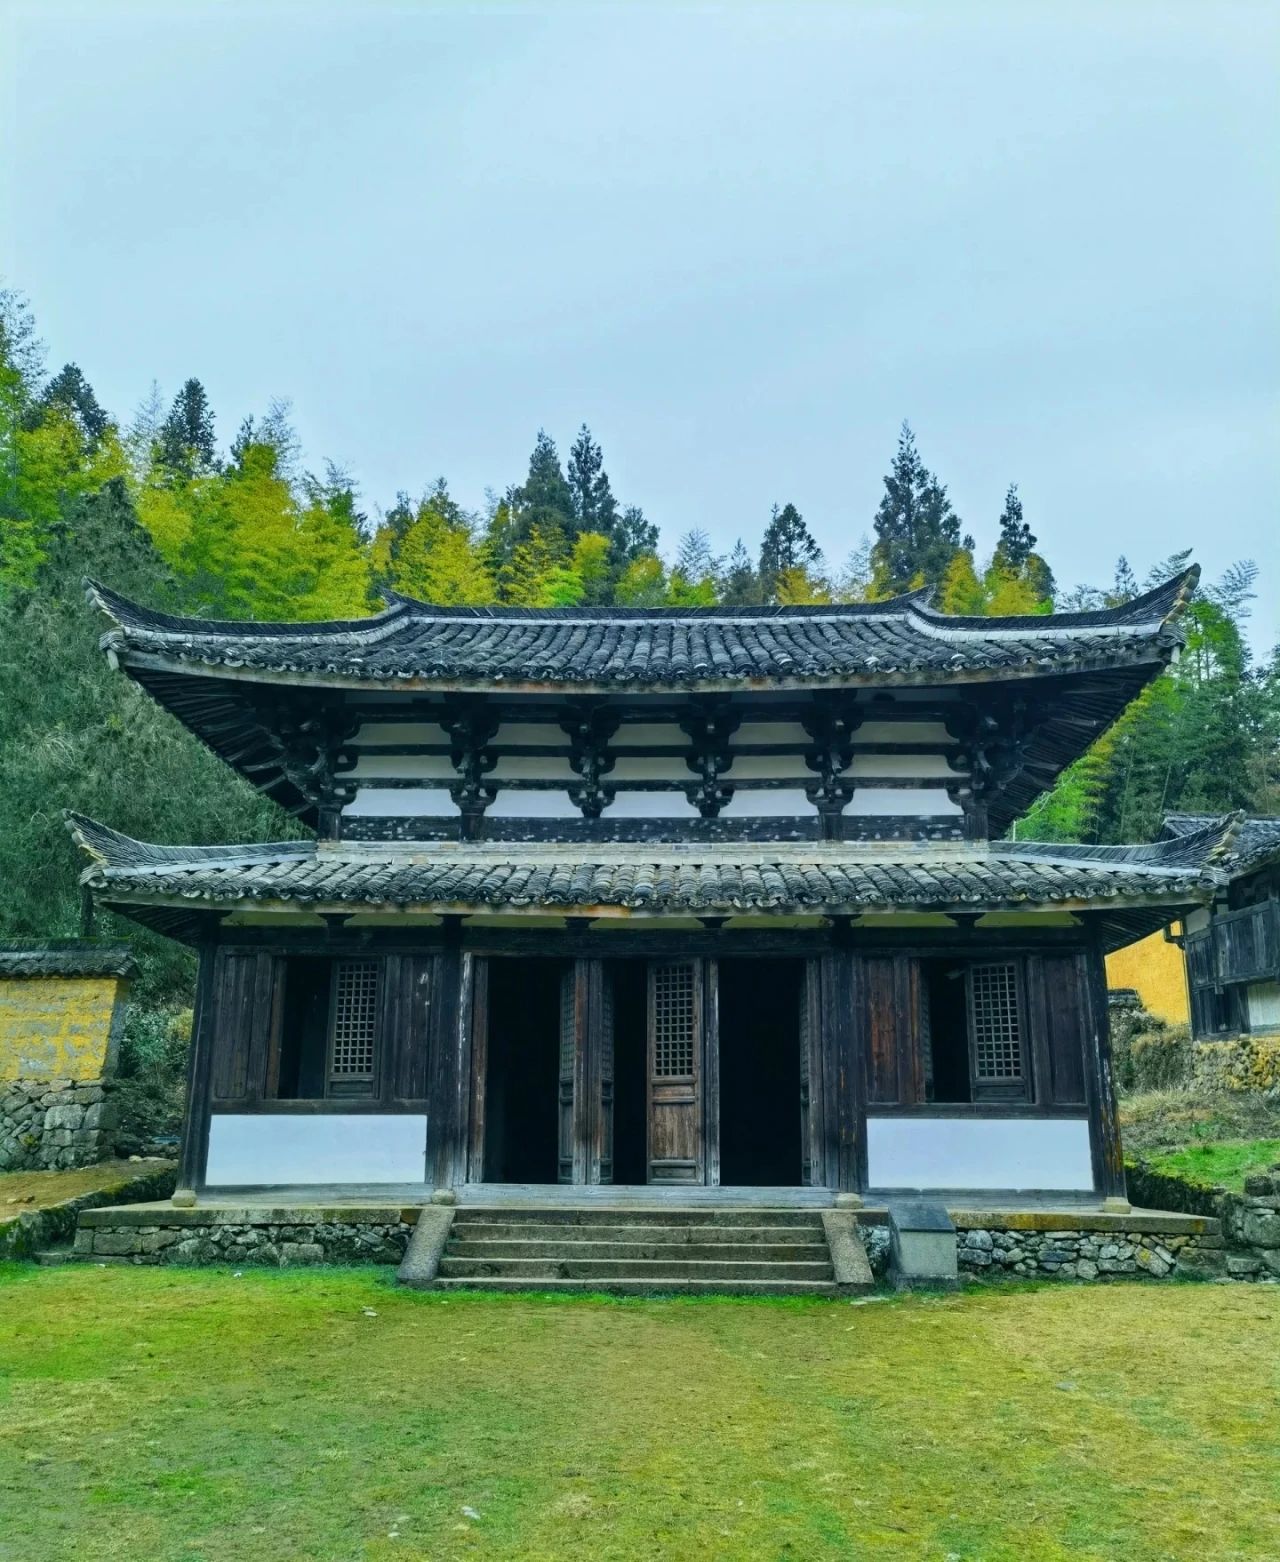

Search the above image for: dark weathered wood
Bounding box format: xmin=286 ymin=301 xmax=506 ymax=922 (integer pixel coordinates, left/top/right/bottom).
xmin=1082 ymin=935 xmax=1126 ymax=1199
xmin=177 ymin=943 xmax=217 ymax=1191
xmin=1030 ymin=951 xmax=1089 ymax=1106
xmin=702 ymin=958 xmax=721 ymax=1189
xmin=426 ymin=946 xmax=472 ymax=1188
xmin=210 ymin=949 xmax=281 ymax=1102
xmin=819 ymin=948 xmax=860 ymax=1191
xmin=466 ymin=956 xmax=489 ymax=1181
xmin=646 ymin=960 xmax=705 ymax=1183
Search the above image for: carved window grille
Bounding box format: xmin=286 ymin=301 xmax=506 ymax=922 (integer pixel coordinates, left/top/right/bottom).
xmin=968 ymin=963 xmax=1023 ymax=1081
xmin=652 ymin=963 xmax=695 ymax=1077
xmin=560 ymin=969 xmax=577 ymax=1078
xmin=329 ymin=960 xmax=379 ymax=1084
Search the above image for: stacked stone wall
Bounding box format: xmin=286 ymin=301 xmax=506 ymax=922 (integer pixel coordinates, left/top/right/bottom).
xmin=76 ymin=1205 xmax=415 ymax=1267
xmin=0 ymin=1077 xmax=120 ymax=1171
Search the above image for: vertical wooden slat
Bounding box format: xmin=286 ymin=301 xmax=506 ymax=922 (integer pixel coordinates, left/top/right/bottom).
xmin=427 ymin=942 xmax=472 ymax=1189
xmin=702 ymin=958 xmax=720 ymax=1188
xmin=466 ymin=956 xmax=489 ymax=1181
xmin=177 ymin=942 xmax=218 ymax=1193
xmin=1082 ymin=936 xmax=1126 ymax=1199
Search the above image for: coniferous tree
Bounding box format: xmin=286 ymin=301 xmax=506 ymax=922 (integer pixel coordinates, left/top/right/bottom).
xmin=720 ymin=540 xmax=761 ymax=606
xmin=992 ymin=484 xmax=1034 ymax=571
xmin=566 ymin=424 xmax=619 ymax=540
xmin=870 ymin=422 xmax=971 ymax=594
xmin=158 ymin=378 xmax=217 ymax=478
xmin=37 ymin=363 xmax=110 ymax=444
xmin=610 ymin=504 xmax=659 ymax=566
xmin=759 ymin=502 xmax=821 ymax=603
xmin=514 ymin=429 xmax=575 ymax=545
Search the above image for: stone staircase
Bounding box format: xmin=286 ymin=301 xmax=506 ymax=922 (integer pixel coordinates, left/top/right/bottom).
xmin=423 ymin=1206 xmax=864 ymax=1296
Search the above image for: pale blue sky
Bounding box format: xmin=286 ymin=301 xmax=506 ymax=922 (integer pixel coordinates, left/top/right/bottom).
xmin=4 ymin=2 xmax=1277 ymax=644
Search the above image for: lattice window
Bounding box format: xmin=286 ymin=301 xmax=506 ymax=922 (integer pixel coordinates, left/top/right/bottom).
xmin=969 ymin=963 xmax=1023 ymax=1081
xmin=329 ymin=960 xmax=379 ymax=1082
xmin=560 ymin=969 xmax=576 ymax=1078
xmin=652 ymin=963 xmax=695 ymax=1077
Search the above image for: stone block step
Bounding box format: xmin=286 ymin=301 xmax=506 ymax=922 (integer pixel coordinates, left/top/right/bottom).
xmin=436 ymin=1276 xmax=839 ymax=1297
xmin=450 ymin=1220 xmax=824 ymax=1245
xmin=453 ymin=1207 xmax=823 ymax=1230
xmin=438 ymin=1255 xmax=835 ymax=1282
xmin=447 ymin=1238 xmax=829 ymax=1262
xmin=34 ymin=1248 xmax=130 ymax=1266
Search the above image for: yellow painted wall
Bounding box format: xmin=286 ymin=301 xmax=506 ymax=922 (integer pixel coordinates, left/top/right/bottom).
xmin=1105 ymin=931 xmax=1189 ymax=1026
xmin=0 ymin=976 xmax=126 ymax=1081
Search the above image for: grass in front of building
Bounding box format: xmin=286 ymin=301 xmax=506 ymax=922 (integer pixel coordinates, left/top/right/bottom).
xmin=0 ymin=1158 xmax=171 ymax=1213
xmin=1147 ymin=1137 xmax=1280 ymax=1191
xmin=0 ymin=1266 xmax=1277 ymax=1562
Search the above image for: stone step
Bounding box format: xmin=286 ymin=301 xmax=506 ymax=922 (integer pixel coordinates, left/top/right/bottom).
xmin=34 ymin=1247 xmax=131 ymax=1266
xmin=435 ymin=1276 xmax=839 ymax=1297
xmin=438 ymin=1255 xmax=835 ymax=1282
xmin=447 ymin=1238 xmax=829 ymax=1262
xmin=448 ymin=1221 xmax=826 ymax=1246
xmin=453 ymin=1207 xmax=824 ymax=1230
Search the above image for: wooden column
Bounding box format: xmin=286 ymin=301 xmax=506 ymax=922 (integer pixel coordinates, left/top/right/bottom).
xmin=176 ymin=941 xmax=218 ymax=1196
xmin=1083 ymin=933 xmax=1127 ymax=1200
xmin=427 ymin=936 xmax=475 ymax=1190
xmin=819 ymin=942 xmax=861 ymax=1192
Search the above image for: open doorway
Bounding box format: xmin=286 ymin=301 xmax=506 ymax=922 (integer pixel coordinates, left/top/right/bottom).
xmin=483 ymin=957 xmax=565 ymax=1182
xmin=609 ymin=961 xmax=648 ymax=1184
xmin=718 ymin=957 xmax=803 ymax=1186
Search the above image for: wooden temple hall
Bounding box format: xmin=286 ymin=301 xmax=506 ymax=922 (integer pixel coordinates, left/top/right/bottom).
xmin=69 ymin=568 xmax=1239 ymax=1207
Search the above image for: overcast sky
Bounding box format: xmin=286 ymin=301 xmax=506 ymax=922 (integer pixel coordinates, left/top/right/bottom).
xmin=4 ymin=2 xmax=1276 ymax=646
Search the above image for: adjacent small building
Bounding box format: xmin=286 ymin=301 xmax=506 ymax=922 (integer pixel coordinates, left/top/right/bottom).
xmin=68 ymin=568 xmax=1240 ymax=1205
xmin=1166 ymin=813 xmax=1280 ymax=1039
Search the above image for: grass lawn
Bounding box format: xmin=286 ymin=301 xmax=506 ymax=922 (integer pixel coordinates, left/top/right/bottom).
xmin=0 ymin=1268 xmax=1277 ymax=1561
xmin=0 ymin=1159 xmax=172 ymax=1212
xmin=1147 ymin=1138 xmax=1280 ymax=1192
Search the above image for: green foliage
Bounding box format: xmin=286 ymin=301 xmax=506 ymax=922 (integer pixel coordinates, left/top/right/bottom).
xmin=758 ymin=501 xmax=821 ymax=603
xmin=870 ymin=422 xmax=972 ymax=594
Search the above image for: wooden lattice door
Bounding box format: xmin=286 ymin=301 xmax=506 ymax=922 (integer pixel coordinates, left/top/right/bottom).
xmin=558 ymin=960 xmax=616 ymax=1185
xmin=646 ymin=960 xmax=717 ymax=1184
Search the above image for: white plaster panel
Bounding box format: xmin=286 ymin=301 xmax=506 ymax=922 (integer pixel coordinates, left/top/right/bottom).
xmin=344 ymin=787 xmax=456 ymax=817
xmin=206 ymin=1114 xmax=428 ymax=1186
xmin=724 ymin=754 xmax=807 ymax=781
xmin=611 ymin=723 xmax=685 ymax=748
xmin=849 ymin=753 xmax=957 ymax=779
xmin=718 ymin=788 xmax=814 ymax=817
xmin=866 ymin=1116 xmax=1094 ymax=1191
xmin=354 ymin=722 xmax=447 ymax=747
xmin=486 ymin=790 xmax=580 ymax=818
xmin=847 ymin=788 xmax=962 ymax=816
xmin=1247 ymin=982 xmax=1280 ymax=1030
xmin=489 ymin=755 xmax=576 ymax=781
xmin=731 ymin=722 xmax=811 ymax=746
xmin=493 ymin=723 xmax=565 ymax=747
xmin=855 ymin=721 xmax=951 ymax=746
xmin=351 ymin=752 xmax=456 ymax=781
xmin=603 ymin=790 xmax=701 ymax=818
xmin=1183 ymin=908 xmax=1211 ymax=934
xmin=608 ymin=755 xmax=689 ymax=783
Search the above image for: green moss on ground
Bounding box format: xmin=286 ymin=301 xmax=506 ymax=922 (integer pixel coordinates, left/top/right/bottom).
xmin=0 ymin=1159 xmax=171 ymax=1213
xmin=1147 ymin=1138 xmax=1280 ymax=1191
xmin=0 ymin=1268 xmax=1277 ymax=1561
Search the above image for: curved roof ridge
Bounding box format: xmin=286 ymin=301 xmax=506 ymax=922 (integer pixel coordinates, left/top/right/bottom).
xmin=908 ymin=567 xmax=1199 ymax=638
xmin=84 ymin=578 xmax=413 ymax=641
xmin=64 ymin=811 xmax=310 ymax=876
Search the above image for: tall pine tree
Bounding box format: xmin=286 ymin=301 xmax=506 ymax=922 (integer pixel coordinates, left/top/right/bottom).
xmin=992 ymin=484 xmax=1034 ymax=570
xmin=870 ymin=422 xmax=970 ymax=594
xmin=759 ymin=502 xmax=821 ymax=603
xmin=158 ymin=378 xmax=217 ymax=478
xmin=566 ymin=424 xmax=619 ymax=540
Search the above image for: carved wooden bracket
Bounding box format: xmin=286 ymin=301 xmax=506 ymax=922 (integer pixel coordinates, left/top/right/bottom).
xmin=562 ymin=704 xmax=619 ymax=819
xmin=261 ymin=702 xmax=361 ymax=838
xmin=443 ymin=700 xmax=499 ymax=839
xmin=681 ymin=701 xmax=740 ymax=818
xmin=802 ymin=701 xmax=863 ymax=838
xmin=945 ymin=698 xmax=1036 ymax=837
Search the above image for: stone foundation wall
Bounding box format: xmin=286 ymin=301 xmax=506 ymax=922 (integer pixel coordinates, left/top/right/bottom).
xmin=1218 ymin=1173 xmax=1280 ymax=1280
xmin=0 ymin=1077 xmax=119 ymax=1171
xmin=76 ymin=1205 xmax=416 ymax=1266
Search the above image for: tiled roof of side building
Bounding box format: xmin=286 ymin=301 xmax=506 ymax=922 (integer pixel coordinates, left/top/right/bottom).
xmin=0 ymin=943 xmax=137 ymax=979
xmin=85 ymin=568 xmax=1198 ymax=690
xmin=1161 ymin=811 xmax=1280 ymax=874
xmin=66 ymin=810 xmax=1235 ymax=952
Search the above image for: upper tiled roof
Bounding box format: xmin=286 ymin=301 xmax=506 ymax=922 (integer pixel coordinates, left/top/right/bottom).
xmin=1162 ymin=811 xmax=1280 ymax=876
xmin=87 ymin=569 xmax=1197 ymax=691
xmin=67 ymin=810 xmax=1233 ymax=950
xmin=0 ymin=943 xmax=136 ymax=980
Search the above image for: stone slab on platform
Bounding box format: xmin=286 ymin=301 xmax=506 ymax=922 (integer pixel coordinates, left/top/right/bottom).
xmin=889 ymin=1201 xmax=958 ymax=1290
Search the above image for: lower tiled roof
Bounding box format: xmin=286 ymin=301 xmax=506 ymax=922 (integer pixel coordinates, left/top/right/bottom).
xmin=1162 ymin=811 xmax=1280 ymax=875
xmin=0 ymin=943 xmax=136 ymax=980
xmin=66 ymin=813 xmax=1231 ymax=924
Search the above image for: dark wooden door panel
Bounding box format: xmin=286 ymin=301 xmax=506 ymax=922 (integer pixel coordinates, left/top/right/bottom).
xmin=647 ymin=960 xmax=703 ymax=1184
xmin=210 ymin=949 xmax=282 ymax=1103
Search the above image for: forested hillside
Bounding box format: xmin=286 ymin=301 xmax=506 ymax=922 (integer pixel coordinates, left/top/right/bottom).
xmin=2 ymin=285 xmax=1277 ymax=999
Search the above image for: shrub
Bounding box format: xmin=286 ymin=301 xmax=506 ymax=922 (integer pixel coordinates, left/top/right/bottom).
xmin=112 ymin=1003 xmax=191 ymax=1153
xmin=1111 ymin=1003 xmax=1193 ymax=1093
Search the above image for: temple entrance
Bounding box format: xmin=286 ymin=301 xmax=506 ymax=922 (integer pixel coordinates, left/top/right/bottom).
xmin=718 ymin=957 xmax=804 ymax=1186
xmin=481 ymin=957 xmax=566 ymax=1183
